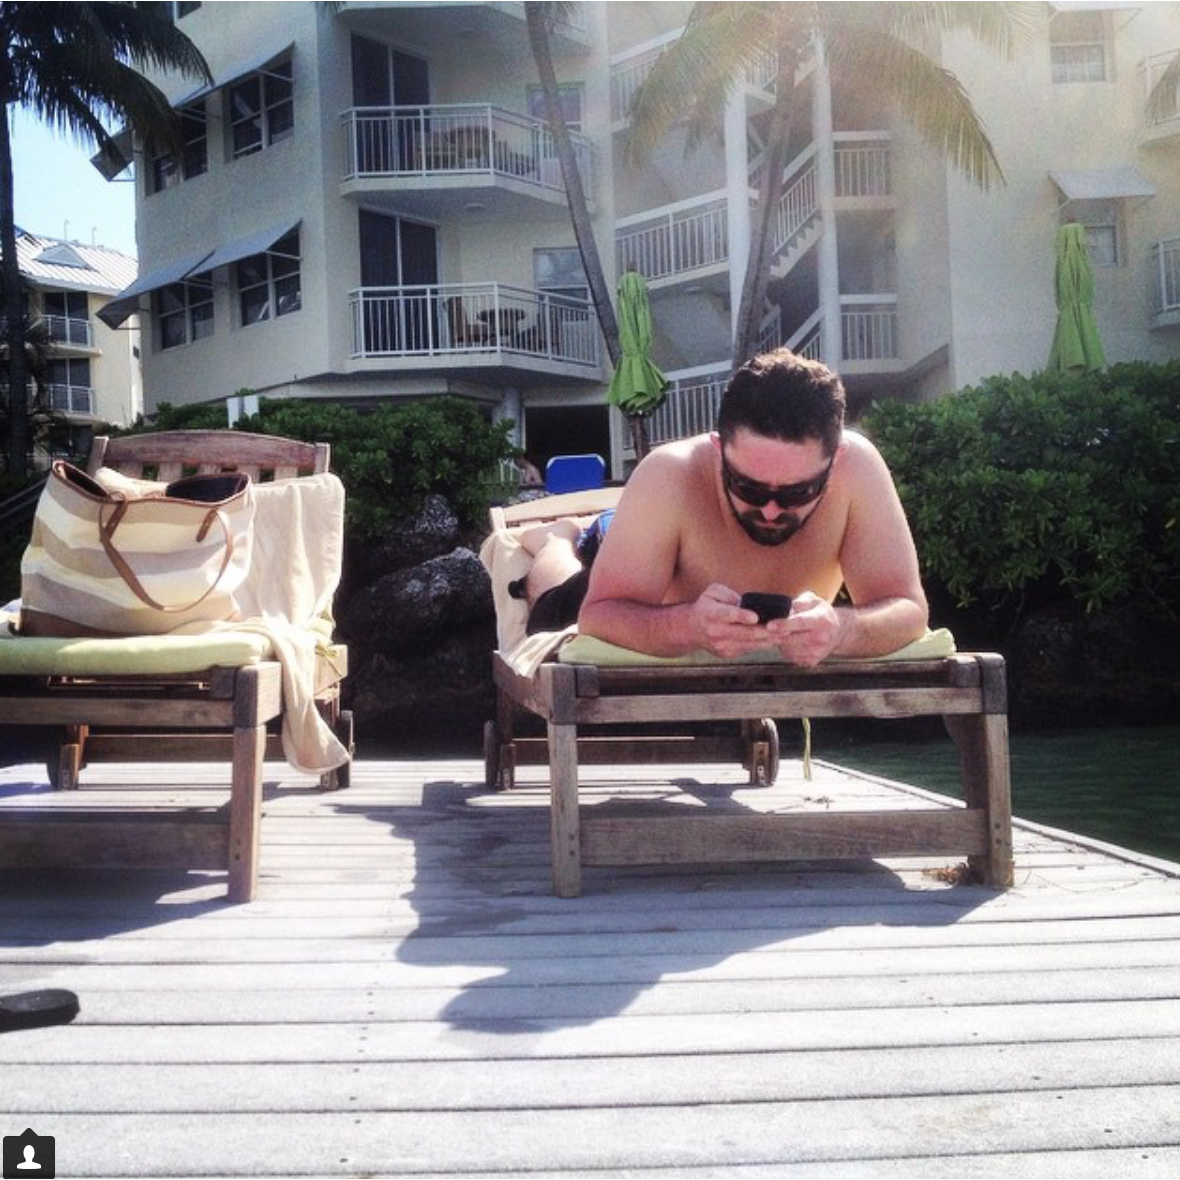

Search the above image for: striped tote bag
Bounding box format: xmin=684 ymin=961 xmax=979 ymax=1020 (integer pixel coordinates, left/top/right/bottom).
xmin=19 ymin=461 xmax=256 ymax=637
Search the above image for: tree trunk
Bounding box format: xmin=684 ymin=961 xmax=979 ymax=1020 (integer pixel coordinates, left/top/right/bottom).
xmin=732 ymin=43 xmax=798 ymax=370
xmin=0 ymin=103 xmax=29 ymax=478
xmin=526 ymin=3 xmax=651 ymax=461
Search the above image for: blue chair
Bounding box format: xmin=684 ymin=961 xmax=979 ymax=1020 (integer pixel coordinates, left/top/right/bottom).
xmin=545 ymin=453 xmax=605 ymax=494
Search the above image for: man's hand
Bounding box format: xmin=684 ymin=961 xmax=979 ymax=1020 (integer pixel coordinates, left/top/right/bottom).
xmin=767 ymin=590 xmax=847 ymax=667
xmin=689 ymin=584 xmax=782 ymax=658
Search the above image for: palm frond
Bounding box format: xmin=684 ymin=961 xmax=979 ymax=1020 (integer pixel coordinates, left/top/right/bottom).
xmin=827 ymin=26 xmax=1004 ymax=190
xmin=871 ymin=2 xmax=1043 ymax=59
xmin=626 ymin=2 xmax=795 ymax=165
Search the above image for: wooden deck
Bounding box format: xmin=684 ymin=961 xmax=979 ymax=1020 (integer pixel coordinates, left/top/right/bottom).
xmin=3 ymin=753 xmax=1180 ymax=1177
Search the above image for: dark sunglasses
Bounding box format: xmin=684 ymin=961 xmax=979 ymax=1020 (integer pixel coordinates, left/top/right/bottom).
xmin=721 ymin=451 xmax=834 ymax=510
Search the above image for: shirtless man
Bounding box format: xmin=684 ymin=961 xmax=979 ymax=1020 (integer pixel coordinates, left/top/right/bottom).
xmin=578 ymin=348 xmax=928 ymax=665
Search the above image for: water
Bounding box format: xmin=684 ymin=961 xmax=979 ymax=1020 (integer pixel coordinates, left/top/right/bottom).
xmin=816 ymin=724 xmax=1180 ymax=864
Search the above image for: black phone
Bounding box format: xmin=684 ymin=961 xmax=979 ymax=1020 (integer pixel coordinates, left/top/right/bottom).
xmin=740 ymin=592 xmax=793 ymax=624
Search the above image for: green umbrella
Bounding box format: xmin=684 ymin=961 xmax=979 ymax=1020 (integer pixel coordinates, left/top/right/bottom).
xmin=1048 ymin=222 xmax=1106 ymax=373
xmin=607 ymin=270 xmax=669 ymax=416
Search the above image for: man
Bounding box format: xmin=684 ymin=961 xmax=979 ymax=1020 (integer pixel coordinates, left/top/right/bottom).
xmin=577 ymin=348 xmax=928 ymax=665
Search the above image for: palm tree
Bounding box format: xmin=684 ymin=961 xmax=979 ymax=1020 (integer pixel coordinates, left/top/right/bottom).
xmin=627 ymin=2 xmax=1039 ymax=369
xmin=0 ymin=1 xmax=210 ymax=479
xmin=526 ymin=1 xmax=657 ymax=460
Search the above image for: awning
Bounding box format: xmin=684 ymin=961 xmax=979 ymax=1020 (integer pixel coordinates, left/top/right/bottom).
xmin=90 ymin=128 xmax=135 ymax=181
xmin=175 ymin=42 xmax=295 ymax=107
xmin=199 ymin=220 xmax=300 ymax=274
xmin=1050 ymin=167 xmax=1157 ymax=202
xmin=98 ymin=248 xmax=214 ymax=328
xmin=88 ymin=44 xmax=293 ymax=180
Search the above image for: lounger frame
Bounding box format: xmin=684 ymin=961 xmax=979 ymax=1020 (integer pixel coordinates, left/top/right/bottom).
xmin=0 ymin=430 xmax=352 ymax=902
xmin=486 ymin=494 xmax=1013 ymax=898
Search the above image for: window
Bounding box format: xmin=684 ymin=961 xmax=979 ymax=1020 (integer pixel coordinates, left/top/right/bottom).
xmin=534 ymin=247 xmax=588 ymax=301
xmin=149 ymin=103 xmax=207 ymax=194
xmin=527 ymin=84 xmax=584 ymax=131
xmin=1064 ymin=201 xmax=1120 ymax=267
xmin=229 ymin=59 xmax=294 ymax=158
xmin=47 ymin=358 xmax=93 ymax=414
xmin=155 ymin=272 xmax=214 ymax=349
xmin=42 ymin=291 xmax=90 ymax=346
xmin=1050 ymin=11 xmax=1110 ymax=84
xmin=236 ymin=230 xmax=301 ymax=326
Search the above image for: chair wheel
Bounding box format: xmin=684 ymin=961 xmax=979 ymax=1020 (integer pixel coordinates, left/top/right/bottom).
xmin=748 ymin=718 xmax=779 ymax=786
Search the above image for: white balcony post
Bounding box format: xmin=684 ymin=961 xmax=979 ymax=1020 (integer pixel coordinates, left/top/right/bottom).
xmin=724 ymin=88 xmax=751 ymax=341
xmin=812 ymin=39 xmax=842 ymax=367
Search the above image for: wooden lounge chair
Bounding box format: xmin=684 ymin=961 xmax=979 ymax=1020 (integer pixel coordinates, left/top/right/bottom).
xmin=482 ymin=489 xmax=1013 ymax=898
xmin=0 ymin=430 xmax=353 ymax=902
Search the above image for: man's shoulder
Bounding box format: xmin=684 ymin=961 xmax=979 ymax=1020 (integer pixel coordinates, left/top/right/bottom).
xmin=642 ymin=433 xmax=714 ymax=473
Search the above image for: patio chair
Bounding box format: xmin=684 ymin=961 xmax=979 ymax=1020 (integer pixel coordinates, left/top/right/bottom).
xmin=0 ymin=430 xmax=353 ymax=902
xmin=445 ymin=296 xmax=493 ymax=348
xmin=480 ymin=488 xmax=1013 ymax=898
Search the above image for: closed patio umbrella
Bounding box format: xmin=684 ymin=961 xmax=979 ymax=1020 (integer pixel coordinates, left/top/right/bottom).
xmin=607 ymin=270 xmax=669 ymax=417
xmin=1048 ymin=222 xmax=1105 ymax=373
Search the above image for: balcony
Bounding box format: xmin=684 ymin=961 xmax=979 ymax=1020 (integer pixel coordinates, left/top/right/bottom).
xmin=645 ymin=363 xmax=729 ymax=448
xmin=615 ymin=192 xmax=730 ymax=291
xmin=348 ymin=282 xmax=600 ymax=375
xmin=42 ymin=314 xmax=94 ymax=349
xmin=1151 ymin=237 xmax=1180 ymax=328
xmin=840 ymin=296 xmax=901 ymax=373
xmin=47 ymin=383 xmax=96 ymax=416
xmin=340 ymin=104 xmax=593 ymax=215
xmin=1142 ymin=49 xmax=1180 ymax=145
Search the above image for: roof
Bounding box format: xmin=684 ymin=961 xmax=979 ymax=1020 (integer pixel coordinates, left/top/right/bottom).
xmin=10 ymin=228 xmax=137 ymax=296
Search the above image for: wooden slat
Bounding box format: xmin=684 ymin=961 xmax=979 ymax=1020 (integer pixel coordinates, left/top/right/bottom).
xmin=0 ymin=808 xmax=228 ymax=867
xmin=80 ymin=733 xmax=285 ymax=762
xmin=98 ymin=430 xmax=325 ymax=475
xmin=581 ymin=809 xmax=988 ymax=866
xmin=579 ymin=686 xmax=984 ymax=722
xmin=509 ymin=734 xmax=746 ymax=766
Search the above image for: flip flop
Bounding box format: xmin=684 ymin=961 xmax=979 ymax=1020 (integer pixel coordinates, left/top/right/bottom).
xmin=0 ymin=990 xmax=79 ymax=1032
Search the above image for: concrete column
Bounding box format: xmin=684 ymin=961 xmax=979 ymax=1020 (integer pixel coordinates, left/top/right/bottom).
xmin=724 ymin=88 xmax=751 ymax=345
xmin=495 ymin=388 xmax=524 ymax=448
xmin=812 ymin=40 xmax=842 ymax=367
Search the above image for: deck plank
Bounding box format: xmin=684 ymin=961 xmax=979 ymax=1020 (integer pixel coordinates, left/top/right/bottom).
xmin=1 ymin=754 xmax=1179 ymax=1177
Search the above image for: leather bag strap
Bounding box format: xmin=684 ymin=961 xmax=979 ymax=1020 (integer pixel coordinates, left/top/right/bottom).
xmin=97 ymin=496 xmax=236 ymax=614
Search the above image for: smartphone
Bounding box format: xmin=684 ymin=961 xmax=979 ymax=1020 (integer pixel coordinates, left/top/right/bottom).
xmin=740 ymin=592 xmax=793 ymax=624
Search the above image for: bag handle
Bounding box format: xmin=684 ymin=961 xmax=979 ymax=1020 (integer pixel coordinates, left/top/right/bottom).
xmin=97 ymin=497 xmax=237 ymax=614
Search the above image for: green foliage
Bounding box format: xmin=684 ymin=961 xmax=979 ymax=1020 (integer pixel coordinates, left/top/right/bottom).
xmin=864 ymin=363 xmax=1180 ymax=628
xmin=126 ymin=395 xmax=518 ymax=537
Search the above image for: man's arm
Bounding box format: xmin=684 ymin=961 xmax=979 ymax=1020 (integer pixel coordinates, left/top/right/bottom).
xmin=578 ymin=447 xmax=772 ymax=658
xmin=769 ymin=433 xmax=928 ymax=665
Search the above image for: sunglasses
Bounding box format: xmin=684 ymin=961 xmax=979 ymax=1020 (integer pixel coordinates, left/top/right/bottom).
xmin=721 ymin=451 xmax=834 ymax=510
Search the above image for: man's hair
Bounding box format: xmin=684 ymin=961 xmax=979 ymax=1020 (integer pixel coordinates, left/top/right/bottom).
xmin=716 ymin=348 xmax=846 ymax=456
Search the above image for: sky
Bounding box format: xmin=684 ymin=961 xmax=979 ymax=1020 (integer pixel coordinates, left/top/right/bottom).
xmin=10 ymin=108 xmax=138 ymax=259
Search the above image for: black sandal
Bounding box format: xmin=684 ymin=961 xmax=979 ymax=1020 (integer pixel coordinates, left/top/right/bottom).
xmin=0 ymin=990 xmax=79 ymax=1032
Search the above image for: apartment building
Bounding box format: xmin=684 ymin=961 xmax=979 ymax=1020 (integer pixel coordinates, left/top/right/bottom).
xmin=104 ymin=1 xmax=1180 ymax=475
xmin=11 ymin=229 xmax=142 ymax=454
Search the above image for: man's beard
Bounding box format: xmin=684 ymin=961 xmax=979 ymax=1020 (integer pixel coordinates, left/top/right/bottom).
xmin=727 ymin=497 xmax=807 ymax=547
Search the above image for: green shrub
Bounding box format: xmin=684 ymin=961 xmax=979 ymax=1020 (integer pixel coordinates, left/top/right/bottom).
xmin=126 ymin=395 xmax=518 ymax=538
xmin=863 ymin=363 xmax=1180 ymax=630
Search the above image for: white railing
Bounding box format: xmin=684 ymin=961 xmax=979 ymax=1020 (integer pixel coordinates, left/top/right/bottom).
xmin=786 ymin=308 xmax=824 ymax=361
xmin=834 ymin=132 xmax=892 ymax=198
xmin=646 ymin=362 xmax=731 ymax=446
xmin=772 ymin=155 xmax=818 ymax=256
xmin=42 ymin=315 xmax=93 ymax=348
xmin=758 ymin=307 xmax=782 ymax=353
xmin=341 ymin=104 xmax=593 ymax=195
xmin=47 ymin=383 xmax=95 ymax=415
xmin=349 ymin=282 xmax=599 ymax=367
xmin=616 ymin=193 xmax=728 ymax=281
xmin=1154 ymin=237 xmax=1180 ymax=314
xmin=841 ymin=296 xmax=897 ymax=362
xmin=1144 ymin=49 xmax=1180 ymax=129
xmin=611 ymin=44 xmax=663 ymax=124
